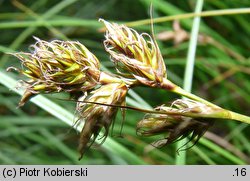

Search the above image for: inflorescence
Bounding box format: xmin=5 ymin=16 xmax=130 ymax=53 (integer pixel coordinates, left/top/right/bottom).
xmin=9 ymin=19 xmax=250 ymax=159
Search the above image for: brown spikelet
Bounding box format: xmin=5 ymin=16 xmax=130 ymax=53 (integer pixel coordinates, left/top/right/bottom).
xmin=136 ymin=99 xmax=215 ymax=149
xmin=76 ymin=82 xmax=128 ymax=159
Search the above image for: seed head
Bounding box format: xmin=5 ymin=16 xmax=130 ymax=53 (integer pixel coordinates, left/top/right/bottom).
xmin=136 ymin=99 xmax=214 ymax=148
xmin=9 ymin=38 xmax=101 ymax=106
xmin=76 ymin=82 xmax=128 ymax=159
xmin=100 ymin=19 xmax=167 ymax=87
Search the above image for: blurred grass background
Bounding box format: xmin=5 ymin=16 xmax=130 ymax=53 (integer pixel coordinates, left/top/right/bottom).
xmin=0 ymin=0 xmax=250 ymax=164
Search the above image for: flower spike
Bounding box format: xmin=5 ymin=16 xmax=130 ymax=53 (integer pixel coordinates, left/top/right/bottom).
xmin=76 ymin=82 xmax=128 ymax=159
xmin=10 ymin=38 xmax=101 ymax=106
xmin=136 ymin=99 xmax=216 ymax=148
xmin=100 ymin=19 xmax=167 ymax=87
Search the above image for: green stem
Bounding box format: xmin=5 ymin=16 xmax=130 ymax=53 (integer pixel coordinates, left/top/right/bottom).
xmin=162 ymin=78 xmax=250 ymax=125
xmin=162 ymin=78 xmax=218 ymax=108
xmin=171 ymin=84 xmax=219 ymax=108
xmin=228 ymin=111 xmax=250 ymax=124
xmin=73 ymin=99 xmax=250 ymax=124
xmin=173 ymin=85 xmax=250 ymax=124
xmin=125 ymin=8 xmax=250 ymax=28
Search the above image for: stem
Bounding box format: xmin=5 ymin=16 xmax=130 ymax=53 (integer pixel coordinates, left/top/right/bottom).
xmin=228 ymin=111 xmax=250 ymax=124
xmin=171 ymin=84 xmax=219 ymax=108
xmin=162 ymin=79 xmax=219 ymax=108
xmin=124 ymin=8 xmax=250 ymax=28
xmin=175 ymin=0 xmax=204 ymax=165
xmin=162 ymin=79 xmax=250 ymax=125
xmin=70 ymin=99 xmax=250 ymax=124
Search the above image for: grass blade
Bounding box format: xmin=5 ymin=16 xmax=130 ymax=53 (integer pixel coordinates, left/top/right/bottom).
xmin=176 ymin=0 xmax=204 ymax=165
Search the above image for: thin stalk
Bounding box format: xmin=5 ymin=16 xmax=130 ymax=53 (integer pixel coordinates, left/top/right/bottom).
xmin=161 ymin=80 xmax=250 ymax=124
xmin=228 ymin=111 xmax=250 ymax=124
xmin=172 ymin=86 xmax=219 ymax=108
xmin=176 ymin=0 xmax=204 ymax=165
xmin=69 ymin=98 xmax=250 ymax=124
xmin=125 ymin=8 xmax=250 ymax=27
xmin=0 ymin=19 xmax=100 ymax=29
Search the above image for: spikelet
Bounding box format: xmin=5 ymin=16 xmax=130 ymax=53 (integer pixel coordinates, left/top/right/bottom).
xmin=9 ymin=38 xmax=101 ymax=106
xmin=76 ymin=82 xmax=128 ymax=159
xmin=100 ymin=19 xmax=167 ymax=87
xmin=136 ymin=99 xmax=215 ymax=148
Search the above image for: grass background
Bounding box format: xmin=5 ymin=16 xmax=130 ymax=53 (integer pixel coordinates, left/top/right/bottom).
xmin=0 ymin=0 xmax=250 ymax=164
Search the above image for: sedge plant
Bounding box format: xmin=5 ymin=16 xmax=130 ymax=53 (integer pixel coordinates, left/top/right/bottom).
xmin=8 ymin=19 xmax=250 ymax=159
